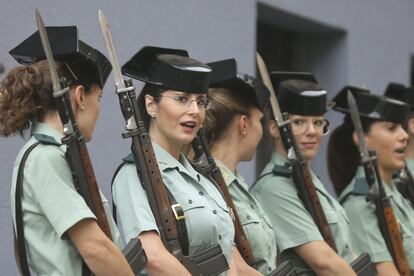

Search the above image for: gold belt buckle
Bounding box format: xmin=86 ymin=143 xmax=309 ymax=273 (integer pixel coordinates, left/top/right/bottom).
xmin=171 ymin=204 xmax=185 ymax=221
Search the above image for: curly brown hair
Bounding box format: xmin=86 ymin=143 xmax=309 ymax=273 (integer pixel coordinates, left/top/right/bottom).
xmin=0 ymin=60 xmax=101 ymax=137
xmin=0 ymin=61 xmax=56 ymax=137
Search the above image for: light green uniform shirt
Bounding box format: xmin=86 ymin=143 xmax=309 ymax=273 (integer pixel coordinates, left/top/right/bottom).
xmin=251 ymin=153 xmax=353 ymax=275
xmin=339 ymin=166 xmax=414 ymax=272
xmin=112 ymin=143 xmax=235 ymax=269
xmin=10 ymin=122 xmax=122 ymax=276
xmin=217 ymin=160 xmax=277 ymax=275
xmin=406 ymin=158 xmax=414 ymax=173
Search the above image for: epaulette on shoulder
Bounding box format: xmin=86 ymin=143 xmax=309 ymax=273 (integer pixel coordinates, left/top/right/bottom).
xmin=352 ymin=177 xmax=370 ymax=195
xmin=339 ymin=177 xmax=370 ymax=204
xmin=271 ymin=163 xmax=292 ymax=178
xmin=122 ymin=153 xmax=135 ymax=163
xmin=33 ymin=134 xmax=61 ymax=146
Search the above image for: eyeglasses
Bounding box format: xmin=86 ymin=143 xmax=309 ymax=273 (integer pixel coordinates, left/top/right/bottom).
xmin=291 ymin=117 xmax=331 ymax=135
xmin=159 ymin=94 xmax=211 ymax=110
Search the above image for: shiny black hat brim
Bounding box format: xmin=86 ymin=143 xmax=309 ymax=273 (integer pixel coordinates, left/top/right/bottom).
xmin=9 ymin=26 xmax=111 ymax=88
xmin=122 ymin=46 xmax=211 ymax=94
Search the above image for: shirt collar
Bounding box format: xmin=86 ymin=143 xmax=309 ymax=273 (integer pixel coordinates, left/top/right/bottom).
xmin=270 ymin=152 xmax=289 ymax=167
xmin=215 ymin=159 xmax=237 ymax=187
xmin=31 ymin=122 xmax=64 ymax=142
xmin=153 ymin=142 xmax=199 ymax=180
xmin=405 ymin=158 xmax=414 ymax=170
xmin=355 ymin=165 xmax=395 ymax=195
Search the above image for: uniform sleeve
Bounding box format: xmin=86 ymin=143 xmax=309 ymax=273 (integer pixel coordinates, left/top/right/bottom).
xmin=28 ymin=146 xmax=96 ymax=238
xmin=112 ymin=163 xmax=159 ymax=242
xmin=343 ymin=195 xmax=392 ymax=263
xmin=252 ymin=176 xmax=323 ymax=252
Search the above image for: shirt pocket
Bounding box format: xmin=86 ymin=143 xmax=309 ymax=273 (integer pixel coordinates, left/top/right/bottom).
xmin=176 ymin=194 xmax=216 ymax=249
xmin=324 ymin=208 xmax=353 ymax=258
xmin=237 ymin=208 xmax=269 ymax=260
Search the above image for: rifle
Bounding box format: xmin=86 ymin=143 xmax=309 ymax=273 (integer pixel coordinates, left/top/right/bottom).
xmin=36 ymin=10 xmax=146 ymax=275
xmin=349 ymin=253 xmax=376 ymax=276
xmin=255 ymin=52 xmax=337 ymax=251
xmin=192 ymin=129 xmax=297 ymax=276
xmin=347 ymin=91 xmax=410 ymax=275
xmin=268 ymin=261 xmax=296 ymax=276
xmin=99 ymin=11 xmax=228 ymax=276
xmin=256 ymin=53 xmax=376 ymax=276
xmin=191 ymin=128 xmax=255 ymax=265
xmin=36 ymin=3 xmax=114 ymax=249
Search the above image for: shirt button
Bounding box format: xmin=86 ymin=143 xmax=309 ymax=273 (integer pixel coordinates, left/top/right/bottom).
xmin=218 ymin=234 xmax=222 ymax=240
xmin=199 ymin=191 xmax=204 ymax=196
xmin=188 ymin=199 xmax=193 ymax=204
xmin=213 ymin=210 xmax=218 ymax=214
xmin=246 ymin=215 xmax=251 ymax=220
xmin=250 ymin=204 xmax=255 ymax=209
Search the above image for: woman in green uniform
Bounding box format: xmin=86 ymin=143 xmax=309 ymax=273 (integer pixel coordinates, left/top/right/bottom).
xmin=112 ymin=47 xmax=254 ymax=275
xmin=0 ymin=27 xmax=133 ymax=275
xmin=202 ymin=58 xmax=277 ymax=275
xmin=384 ymin=83 xmax=414 ymax=182
xmin=251 ymin=72 xmax=356 ymax=275
xmin=328 ymin=86 xmax=414 ymax=275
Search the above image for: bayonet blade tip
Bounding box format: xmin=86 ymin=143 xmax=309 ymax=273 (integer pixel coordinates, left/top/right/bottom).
xmin=98 ymin=10 xmax=107 ymax=24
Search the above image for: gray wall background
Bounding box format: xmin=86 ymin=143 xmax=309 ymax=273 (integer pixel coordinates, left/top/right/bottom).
xmin=1 ymin=1 xmax=414 ymax=274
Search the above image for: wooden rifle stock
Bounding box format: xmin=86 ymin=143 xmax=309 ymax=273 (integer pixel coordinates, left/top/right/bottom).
xmin=68 ymin=138 xmax=113 ymax=239
xmin=366 ymin=151 xmax=410 ymax=275
xmin=59 ymin=81 xmax=147 ymax=275
xmin=191 ymin=128 xmax=256 ymax=265
xmin=56 ymin=81 xmax=112 ymax=240
xmin=129 ymin=129 xmax=181 ymax=245
xmin=118 ymin=80 xmax=182 ymax=247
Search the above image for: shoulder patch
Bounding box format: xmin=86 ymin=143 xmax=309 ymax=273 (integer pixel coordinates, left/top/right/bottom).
xmin=33 ymin=133 xmax=61 ymax=146
xmin=122 ymin=153 xmax=135 ymax=163
xmin=271 ymin=163 xmax=292 ymax=178
xmin=353 ymin=177 xmax=370 ymax=195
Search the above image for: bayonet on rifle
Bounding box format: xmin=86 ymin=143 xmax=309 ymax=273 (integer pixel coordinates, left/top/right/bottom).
xmin=347 ymin=91 xmax=410 ymax=275
xmin=255 ymin=52 xmax=337 ymax=251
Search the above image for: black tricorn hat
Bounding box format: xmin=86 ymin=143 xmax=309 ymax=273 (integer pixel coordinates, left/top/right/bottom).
xmin=333 ymin=86 xmax=371 ymax=113
xmin=384 ymin=82 xmax=414 ymax=108
xmin=207 ymin=58 xmax=269 ymax=111
xmin=333 ymin=85 xmax=410 ymax=125
xmin=9 ymin=26 xmax=112 ymax=88
xmin=270 ymin=71 xmax=331 ymax=116
xmin=122 ymin=46 xmax=211 ymax=94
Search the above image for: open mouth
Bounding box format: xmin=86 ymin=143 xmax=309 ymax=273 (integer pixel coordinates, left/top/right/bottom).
xmin=181 ymin=121 xmax=196 ymax=129
xmin=395 ymin=147 xmax=406 ymax=154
